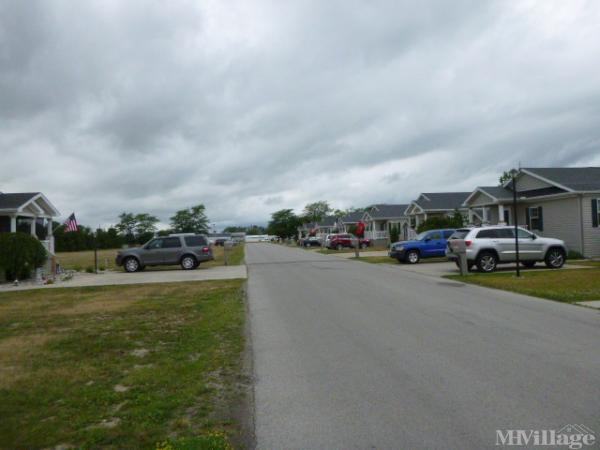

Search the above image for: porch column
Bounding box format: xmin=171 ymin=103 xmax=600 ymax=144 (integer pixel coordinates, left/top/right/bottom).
xmin=415 ymin=215 xmax=420 ymax=227
xmin=30 ymin=216 xmax=37 ymax=237
xmin=498 ymin=204 xmax=506 ymax=225
xmin=468 ymin=208 xmax=474 ymax=225
xmin=10 ymin=215 xmax=17 ymax=232
xmin=482 ymin=207 xmax=488 ymax=224
xmin=47 ymin=219 xmax=55 ymax=253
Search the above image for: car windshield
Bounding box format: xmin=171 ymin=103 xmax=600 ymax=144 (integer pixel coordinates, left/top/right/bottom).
xmin=415 ymin=232 xmax=429 ymax=241
xmin=450 ymin=229 xmax=470 ymax=240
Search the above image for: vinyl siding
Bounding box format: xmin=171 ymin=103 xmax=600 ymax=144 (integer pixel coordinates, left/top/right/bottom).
xmin=582 ymin=195 xmax=600 ymax=258
xmin=517 ymin=173 xmax=554 ymax=191
xmin=468 ymin=191 xmax=495 ymax=207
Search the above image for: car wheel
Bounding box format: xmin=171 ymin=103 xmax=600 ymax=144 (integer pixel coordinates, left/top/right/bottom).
xmin=405 ymin=250 xmax=420 ymax=264
xmin=336 ymin=244 xmax=343 ymax=251
xmin=545 ymin=247 xmax=565 ymax=269
xmin=476 ymin=251 xmax=497 ymax=273
xmin=522 ymin=261 xmax=536 ymax=268
xmin=181 ymin=255 xmax=197 ymax=270
xmin=124 ymin=257 xmax=140 ymax=273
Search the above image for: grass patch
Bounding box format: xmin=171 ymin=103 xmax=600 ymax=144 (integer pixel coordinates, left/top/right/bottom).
xmin=56 ymin=245 xmax=245 ymax=272
xmin=0 ymin=280 xmax=247 ymax=449
xmin=447 ymin=268 xmax=600 ymax=302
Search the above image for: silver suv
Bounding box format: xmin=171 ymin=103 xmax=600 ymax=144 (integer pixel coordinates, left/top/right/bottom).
xmin=116 ymin=234 xmax=214 ymax=272
xmin=445 ymin=226 xmax=567 ymax=273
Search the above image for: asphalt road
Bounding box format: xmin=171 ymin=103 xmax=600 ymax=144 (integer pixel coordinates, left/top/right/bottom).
xmin=247 ymin=244 xmax=600 ymax=450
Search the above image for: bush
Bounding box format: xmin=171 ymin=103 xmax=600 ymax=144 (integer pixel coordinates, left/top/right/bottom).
xmin=0 ymin=232 xmax=47 ymax=280
xmin=417 ymin=210 xmax=464 ymax=233
xmin=85 ymin=266 xmax=95 ymax=273
xmin=389 ymin=224 xmax=400 ymax=243
xmin=567 ymin=250 xmax=584 ymax=260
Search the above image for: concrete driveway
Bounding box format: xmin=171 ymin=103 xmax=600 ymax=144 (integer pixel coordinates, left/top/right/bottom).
xmin=0 ymin=265 xmax=247 ymax=292
xmin=247 ymin=244 xmax=600 ymax=449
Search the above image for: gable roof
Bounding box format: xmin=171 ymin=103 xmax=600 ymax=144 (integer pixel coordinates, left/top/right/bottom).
xmin=339 ymin=211 xmax=365 ymax=223
xmin=368 ymin=204 xmax=409 ymax=219
xmin=522 ymin=167 xmax=600 ymax=192
xmin=413 ymin=192 xmax=471 ymax=211
xmin=317 ymin=215 xmax=338 ymax=227
xmin=0 ymin=192 xmax=40 ymax=210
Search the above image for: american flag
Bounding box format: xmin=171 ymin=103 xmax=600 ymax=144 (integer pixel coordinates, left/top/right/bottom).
xmin=64 ymin=213 xmax=79 ymax=232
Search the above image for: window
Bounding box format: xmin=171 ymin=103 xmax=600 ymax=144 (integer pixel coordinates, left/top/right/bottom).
xmin=428 ymin=231 xmax=442 ymax=240
xmin=443 ymin=230 xmax=454 ymax=239
xmin=476 ymin=229 xmax=499 ymax=239
xmin=162 ymin=237 xmax=182 ymax=248
xmin=146 ymin=239 xmax=163 ymax=249
xmin=185 ymin=235 xmax=208 ymax=246
xmin=496 ymin=228 xmax=514 ymax=239
xmin=503 ymin=209 xmax=510 ymax=225
xmin=593 ymin=199 xmax=599 ymax=228
xmin=517 ymin=228 xmax=533 ymax=239
xmin=449 ymin=229 xmax=470 ymax=240
xmin=527 ymin=206 xmax=543 ymax=231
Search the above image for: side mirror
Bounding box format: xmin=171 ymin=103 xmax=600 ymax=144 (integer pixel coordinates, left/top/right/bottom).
xmin=531 ymin=234 xmax=537 ymax=240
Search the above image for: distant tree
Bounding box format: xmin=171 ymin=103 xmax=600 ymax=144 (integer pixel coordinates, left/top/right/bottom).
xmin=499 ymin=171 xmax=512 ymax=185
xmin=246 ymin=225 xmax=267 ymax=235
xmin=170 ymin=204 xmax=209 ymax=234
xmin=134 ymin=213 xmax=159 ymax=244
xmin=115 ymin=212 xmax=138 ymax=244
xmin=267 ymin=209 xmax=301 ymax=238
xmin=302 ymin=201 xmax=331 ymax=223
xmin=223 ymin=226 xmax=246 ymax=233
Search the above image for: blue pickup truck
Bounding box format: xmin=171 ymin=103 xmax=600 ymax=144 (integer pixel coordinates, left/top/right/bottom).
xmin=389 ymin=228 xmax=456 ymax=263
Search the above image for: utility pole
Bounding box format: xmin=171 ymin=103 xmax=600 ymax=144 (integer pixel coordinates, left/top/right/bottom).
xmin=511 ymin=170 xmax=521 ymax=277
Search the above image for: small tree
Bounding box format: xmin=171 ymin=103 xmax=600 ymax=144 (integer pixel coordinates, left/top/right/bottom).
xmin=0 ymin=232 xmax=47 ymax=280
xmin=170 ymin=204 xmax=209 ymax=234
xmin=389 ymin=224 xmax=400 ymax=243
xmin=267 ymin=209 xmax=300 ymax=238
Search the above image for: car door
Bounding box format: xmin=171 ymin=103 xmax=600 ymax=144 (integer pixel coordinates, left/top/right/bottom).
xmin=423 ymin=231 xmax=443 ymax=256
xmin=494 ymin=228 xmax=514 ymax=261
xmin=161 ymin=237 xmax=183 ymax=264
xmin=142 ymin=238 xmax=165 ymax=264
xmin=517 ymin=228 xmax=543 ymax=260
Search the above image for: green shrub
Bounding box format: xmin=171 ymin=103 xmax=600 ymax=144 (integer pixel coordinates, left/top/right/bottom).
xmin=567 ymin=250 xmax=584 ymax=260
xmin=389 ymin=224 xmax=400 ymax=243
xmin=85 ymin=266 xmax=95 ymax=273
xmin=0 ymin=232 xmax=47 ymax=280
xmin=417 ymin=209 xmax=464 ymax=233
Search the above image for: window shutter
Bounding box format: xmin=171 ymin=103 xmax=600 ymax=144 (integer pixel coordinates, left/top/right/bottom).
xmin=525 ymin=207 xmax=530 ymax=229
xmin=537 ymin=207 xmax=543 ymax=231
xmin=593 ymin=199 xmax=599 ymax=228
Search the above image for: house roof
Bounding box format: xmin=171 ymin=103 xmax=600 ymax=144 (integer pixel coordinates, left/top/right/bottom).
xmin=477 ymin=186 xmax=514 ymax=201
xmin=0 ymin=192 xmax=40 ymax=209
xmin=340 ymin=211 xmax=365 ymax=223
xmin=368 ymin=204 xmax=409 ymax=219
xmin=413 ymin=192 xmax=471 ymax=211
xmin=317 ymin=215 xmax=339 ymax=227
xmin=522 ymin=167 xmax=600 ymax=192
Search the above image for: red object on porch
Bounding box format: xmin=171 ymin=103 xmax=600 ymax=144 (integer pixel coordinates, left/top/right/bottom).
xmin=356 ymin=221 xmax=365 ymax=238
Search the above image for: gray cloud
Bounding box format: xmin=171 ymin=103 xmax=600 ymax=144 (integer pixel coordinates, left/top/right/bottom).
xmin=1 ymin=0 xmax=600 ymax=228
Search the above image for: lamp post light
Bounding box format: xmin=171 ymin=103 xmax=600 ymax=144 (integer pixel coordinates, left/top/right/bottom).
xmin=510 ymin=168 xmax=521 ymax=277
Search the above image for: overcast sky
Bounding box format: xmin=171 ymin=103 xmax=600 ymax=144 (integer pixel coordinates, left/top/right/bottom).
xmin=2 ymin=0 xmax=600 ymax=229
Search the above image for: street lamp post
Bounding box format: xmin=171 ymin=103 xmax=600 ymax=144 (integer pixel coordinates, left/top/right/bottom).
xmin=510 ymin=169 xmax=521 ymax=277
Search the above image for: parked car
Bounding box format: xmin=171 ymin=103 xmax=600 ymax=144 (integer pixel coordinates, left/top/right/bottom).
xmin=116 ymin=234 xmax=214 ymax=272
xmin=445 ymin=226 xmax=567 ymax=273
xmin=303 ymin=236 xmax=322 ymax=247
xmin=328 ymin=234 xmax=371 ymax=250
xmin=389 ymin=229 xmax=455 ymax=263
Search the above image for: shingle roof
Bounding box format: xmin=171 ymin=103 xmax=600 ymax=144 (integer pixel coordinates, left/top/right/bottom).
xmin=340 ymin=211 xmax=364 ymax=223
xmin=317 ymin=215 xmax=338 ymax=227
xmin=523 ymin=167 xmax=600 ymax=191
xmin=414 ymin=192 xmax=471 ymax=211
xmin=0 ymin=192 xmax=39 ymax=210
xmin=478 ymin=186 xmax=514 ymax=201
xmin=368 ymin=204 xmax=409 ymax=219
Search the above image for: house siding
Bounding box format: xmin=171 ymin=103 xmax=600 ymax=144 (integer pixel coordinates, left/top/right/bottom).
xmin=517 ymin=174 xmax=553 ymax=191
xmin=469 ymin=191 xmax=495 ymax=207
xmin=582 ymin=194 xmax=600 ymax=258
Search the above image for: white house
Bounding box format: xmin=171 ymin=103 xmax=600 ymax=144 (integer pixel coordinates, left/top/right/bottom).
xmin=405 ymin=192 xmax=473 ymax=230
xmin=462 ymin=167 xmax=600 ymax=257
xmin=363 ymin=204 xmax=413 ymax=244
xmin=0 ymin=192 xmax=60 ymax=254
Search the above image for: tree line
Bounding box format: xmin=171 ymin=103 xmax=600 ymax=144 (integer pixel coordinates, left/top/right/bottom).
xmin=54 ymin=204 xmax=209 ymax=252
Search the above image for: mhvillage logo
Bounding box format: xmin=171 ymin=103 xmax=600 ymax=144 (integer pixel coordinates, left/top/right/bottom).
xmin=496 ymin=424 xmax=596 ymax=449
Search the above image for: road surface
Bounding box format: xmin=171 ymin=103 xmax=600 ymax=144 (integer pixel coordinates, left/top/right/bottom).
xmin=247 ymin=244 xmax=600 ymax=450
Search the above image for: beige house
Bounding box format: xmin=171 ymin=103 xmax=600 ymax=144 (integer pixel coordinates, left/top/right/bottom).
xmin=363 ymin=204 xmax=413 ymax=244
xmin=405 ymin=192 xmax=473 ymax=230
xmin=463 ymin=167 xmax=600 ymax=257
xmin=0 ymin=192 xmax=60 ymax=254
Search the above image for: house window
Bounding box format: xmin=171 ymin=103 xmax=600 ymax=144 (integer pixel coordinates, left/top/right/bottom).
xmin=593 ymin=199 xmax=599 ymax=228
xmin=527 ymin=206 xmax=543 ymax=231
xmin=410 ymin=217 xmax=416 ymax=228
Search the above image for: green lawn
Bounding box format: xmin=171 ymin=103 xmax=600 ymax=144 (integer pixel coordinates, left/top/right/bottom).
xmin=0 ymin=280 xmax=248 ymax=449
xmin=56 ymin=244 xmax=245 ymax=272
xmin=447 ymin=268 xmax=600 ymax=303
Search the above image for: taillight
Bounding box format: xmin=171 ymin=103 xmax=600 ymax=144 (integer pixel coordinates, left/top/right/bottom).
xmin=465 ymin=240 xmax=472 ymax=247
xmin=202 ymin=246 xmax=210 ymax=253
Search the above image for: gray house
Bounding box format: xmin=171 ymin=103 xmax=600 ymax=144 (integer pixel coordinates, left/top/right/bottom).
xmin=462 ymin=167 xmax=600 ymax=257
xmin=298 ymin=215 xmax=339 ymax=239
xmin=337 ymin=211 xmax=366 ymax=233
xmin=0 ymin=192 xmax=60 ymax=254
xmin=363 ymin=204 xmax=412 ymax=244
xmin=405 ymin=192 xmax=472 ymax=230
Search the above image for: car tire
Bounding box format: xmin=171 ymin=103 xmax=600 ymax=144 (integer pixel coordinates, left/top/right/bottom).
xmin=522 ymin=261 xmax=536 ymax=268
xmin=336 ymin=244 xmax=343 ymax=251
xmin=476 ymin=251 xmax=497 ymax=273
xmin=181 ymin=255 xmax=197 ymax=270
xmin=124 ymin=257 xmax=140 ymax=273
xmin=405 ymin=250 xmax=420 ymax=264
xmin=545 ymin=247 xmax=565 ymax=269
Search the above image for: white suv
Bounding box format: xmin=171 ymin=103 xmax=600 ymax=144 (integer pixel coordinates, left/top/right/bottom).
xmin=445 ymin=226 xmax=567 ymax=273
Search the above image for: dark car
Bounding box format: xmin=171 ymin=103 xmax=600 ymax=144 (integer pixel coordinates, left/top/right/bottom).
xmin=303 ymin=236 xmax=322 ymax=247
xmin=389 ymin=229 xmax=455 ymax=263
xmin=328 ymin=234 xmax=371 ymax=250
xmin=116 ymin=234 xmax=214 ymax=272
